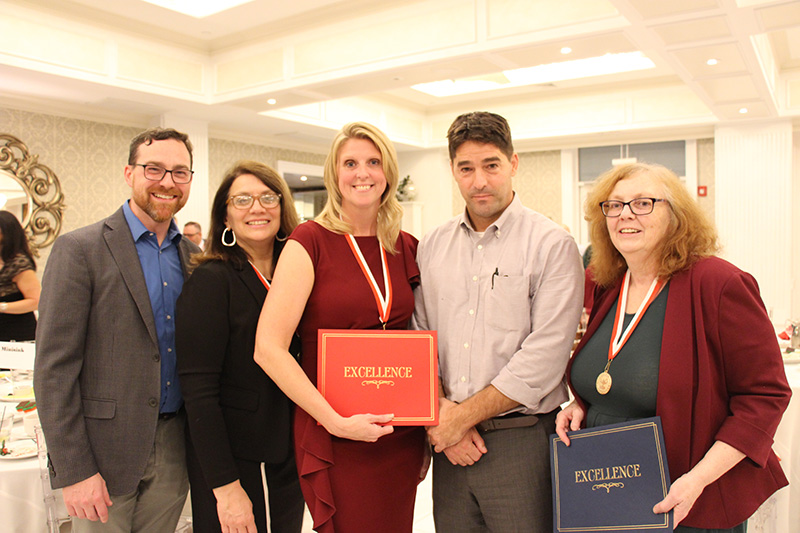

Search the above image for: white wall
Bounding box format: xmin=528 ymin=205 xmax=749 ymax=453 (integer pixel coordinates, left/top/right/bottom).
xmin=397 ymin=148 xmax=453 ymax=238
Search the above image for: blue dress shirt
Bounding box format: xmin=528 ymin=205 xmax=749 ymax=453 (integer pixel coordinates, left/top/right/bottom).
xmin=122 ymin=201 xmax=184 ymax=413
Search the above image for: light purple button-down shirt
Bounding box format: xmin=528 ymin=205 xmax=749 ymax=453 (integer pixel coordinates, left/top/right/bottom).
xmin=413 ymin=195 xmax=584 ymax=416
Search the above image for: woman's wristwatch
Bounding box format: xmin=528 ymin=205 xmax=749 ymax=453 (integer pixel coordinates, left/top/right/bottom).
xmin=0 ymin=303 xmax=8 ymax=312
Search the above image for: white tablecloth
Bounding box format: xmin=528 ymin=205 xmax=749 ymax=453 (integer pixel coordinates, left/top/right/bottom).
xmin=0 ymin=423 xmax=48 ymax=533
xmin=751 ymin=362 xmax=800 ymax=533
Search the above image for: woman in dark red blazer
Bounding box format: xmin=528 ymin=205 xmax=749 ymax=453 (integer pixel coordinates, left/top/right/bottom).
xmin=556 ymin=162 xmax=790 ymax=532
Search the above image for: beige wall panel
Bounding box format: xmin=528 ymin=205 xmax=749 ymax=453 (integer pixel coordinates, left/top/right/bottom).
xmin=293 ymin=5 xmax=474 ymax=75
xmin=117 ymin=44 xmax=204 ymax=93
xmin=0 ymin=106 xmax=141 ymax=273
xmin=632 ymin=89 xmax=712 ymax=122
xmin=789 ymin=79 xmax=800 ymax=109
xmin=487 ymin=0 xmax=618 ymax=39
xmin=208 ymin=139 xmax=326 ymax=210
xmin=506 ymin=99 xmax=627 ymax=137
xmin=383 ymin=112 xmax=425 ymax=142
xmin=696 ymin=138 xmax=715 ymax=223
xmin=215 ymin=49 xmax=284 ymax=94
xmin=431 ymin=100 xmax=626 ymax=145
xmin=0 ymin=15 xmax=105 ymax=73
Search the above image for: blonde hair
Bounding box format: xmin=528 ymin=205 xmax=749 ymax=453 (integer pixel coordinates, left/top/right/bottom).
xmin=585 ymin=162 xmax=719 ymax=287
xmin=316 ymin=122 xmax=403 ymax=253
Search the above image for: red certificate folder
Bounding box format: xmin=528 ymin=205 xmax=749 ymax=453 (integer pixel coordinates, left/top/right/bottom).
xmin=317 ymin=329 xmax=438 ymax=426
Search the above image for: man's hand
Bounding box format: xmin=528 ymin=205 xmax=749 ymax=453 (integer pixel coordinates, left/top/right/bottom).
xmin=63 ymin=473 xmax=113 ymax=523
xmin=427 ymin=398 xmax=470 ymax=452
xmin=441 ymin=428 xmax=488 ymax=466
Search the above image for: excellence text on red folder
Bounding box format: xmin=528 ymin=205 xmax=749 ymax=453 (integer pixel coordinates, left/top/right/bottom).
xmin=317 ymin=329 xmax=438 ymax=426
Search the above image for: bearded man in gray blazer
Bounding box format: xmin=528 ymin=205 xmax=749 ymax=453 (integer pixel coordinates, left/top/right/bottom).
xmin=35 ymin=127 xmax=201 ymax=532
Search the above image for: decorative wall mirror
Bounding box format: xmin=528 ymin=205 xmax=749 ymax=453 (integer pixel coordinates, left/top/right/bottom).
xmin=0 ymin=134 xmax=66 ymax=255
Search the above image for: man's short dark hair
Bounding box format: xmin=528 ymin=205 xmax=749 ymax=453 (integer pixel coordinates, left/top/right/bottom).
xmin=128 ymin=128 xmax=193 ymax=168
xmin=447 ymin=112 xmax=514 ymax=161
xmin=183 ymin=221 xmax=201 ymax=232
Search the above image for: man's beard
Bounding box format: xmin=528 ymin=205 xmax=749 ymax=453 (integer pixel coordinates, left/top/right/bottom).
xmin=134 ymin=188 xmax=185 ymax=223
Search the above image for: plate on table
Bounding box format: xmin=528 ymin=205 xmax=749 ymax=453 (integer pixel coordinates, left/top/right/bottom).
xmin=0 ymin=381 xmax=34 ymax=402
xmin=783 ymin=351 xmax=800 ymax=364
xmin=0 ymin=438 xmax=37 ymax=459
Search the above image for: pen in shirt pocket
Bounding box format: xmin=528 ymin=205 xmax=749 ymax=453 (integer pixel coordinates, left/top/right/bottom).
xmin=491 ymin=268 xmax=508 ymax=289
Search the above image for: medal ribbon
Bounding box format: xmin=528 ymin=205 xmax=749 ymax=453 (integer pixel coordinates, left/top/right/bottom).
xmin=345 ymin=234 xmax=392 ymax=327
xmin=607 ymin=270 xmax=664 ymax=364
xmin=248 ymin=261 xmax=271 ymax=290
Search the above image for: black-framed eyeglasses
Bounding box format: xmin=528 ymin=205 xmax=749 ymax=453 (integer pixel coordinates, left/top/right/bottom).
xmin=600 ymin=197 xmax=667 ymax=217
xmin=227 ymin=193 xmax=282 ymax=210
xmin=135 ymin=164 xmax=193 ymax=184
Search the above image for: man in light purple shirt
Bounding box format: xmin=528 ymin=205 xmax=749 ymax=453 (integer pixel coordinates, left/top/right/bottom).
xmin=414 ymin=111 xmax=583 ymax=532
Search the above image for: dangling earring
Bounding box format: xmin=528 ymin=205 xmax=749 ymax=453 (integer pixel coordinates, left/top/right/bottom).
xmin=276 ymin=229 xmax=288 ymax=242
xmin=221 ymin=227 xmax=236 ymax=247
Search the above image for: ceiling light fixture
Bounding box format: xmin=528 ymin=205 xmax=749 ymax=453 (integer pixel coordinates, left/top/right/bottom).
xmin=141 ymin=0 xmax=253 ymax=18
xmin=739 ymin=107 xmax=748 ymax=114
xmin=300 ymin=176 xmax=308 ymax=182
xmin=267 ymin=98 xmax=277 ymax=105
xmin=561 ymin=47 xmax=572 ymax=54
xmin=706 ymin=58 xmax=718 ymax=66
xmin=411 ymin=52 xmax=655 ymax=97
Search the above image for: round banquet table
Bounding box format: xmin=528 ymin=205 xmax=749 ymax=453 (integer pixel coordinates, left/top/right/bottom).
xmin=0 ymin=425 xmax=49 ymax=533
xmin=750 ymin=360 xmax=800 ymax=533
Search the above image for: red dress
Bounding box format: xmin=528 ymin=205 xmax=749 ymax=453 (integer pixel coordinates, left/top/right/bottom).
xmin=290 ymin=221 xmax=426 ymax=533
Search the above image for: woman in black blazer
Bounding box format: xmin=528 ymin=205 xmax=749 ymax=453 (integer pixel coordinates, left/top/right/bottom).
xmin=176 ymin=160 xmax=303 ymax=533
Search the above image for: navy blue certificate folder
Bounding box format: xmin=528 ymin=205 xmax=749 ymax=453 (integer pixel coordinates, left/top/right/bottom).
xmin=550 ymin=416 xmax=673 ymax=532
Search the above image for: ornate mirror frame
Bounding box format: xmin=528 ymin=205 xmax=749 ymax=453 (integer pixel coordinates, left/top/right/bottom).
xmin=0 ymin=134 xmax=66 ymax=255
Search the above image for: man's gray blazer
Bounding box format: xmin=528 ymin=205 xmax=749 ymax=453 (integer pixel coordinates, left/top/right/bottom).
xmin=34 ymin=206 xmax=199 ymax=494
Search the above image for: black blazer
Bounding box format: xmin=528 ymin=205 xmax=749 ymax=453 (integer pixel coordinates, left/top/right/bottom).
xmin=175 ymin=259 xmax=297 ymax=489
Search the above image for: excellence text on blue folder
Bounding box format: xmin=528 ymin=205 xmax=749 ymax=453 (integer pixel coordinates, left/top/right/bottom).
xmin=550 ymin=416 xmax=673 ymax=532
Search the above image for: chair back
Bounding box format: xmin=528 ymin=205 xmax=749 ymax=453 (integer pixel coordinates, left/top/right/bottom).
xmin=34 ymin=425 xmax=71 ymax=533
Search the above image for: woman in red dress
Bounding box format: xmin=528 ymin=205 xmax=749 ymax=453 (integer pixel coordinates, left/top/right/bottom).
xmin=255 ymin=122 xmax=426 ymax=532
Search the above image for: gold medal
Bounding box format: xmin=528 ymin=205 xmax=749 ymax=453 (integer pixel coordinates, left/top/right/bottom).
xmin=596 ymin=371 xmax=612 ymax=395
xmin=599 ymin=272 xmax=665 ymax=397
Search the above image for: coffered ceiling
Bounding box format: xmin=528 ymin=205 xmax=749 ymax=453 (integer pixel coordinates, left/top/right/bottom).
xmin=1 ymin=0 xmax=798 ymax=152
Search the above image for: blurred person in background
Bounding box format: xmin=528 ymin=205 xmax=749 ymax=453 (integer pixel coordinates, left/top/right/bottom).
xmin=183 ymin=221 xmax=204 ymax=250
xmin=0 ymin=211 xmax=40 ymax=341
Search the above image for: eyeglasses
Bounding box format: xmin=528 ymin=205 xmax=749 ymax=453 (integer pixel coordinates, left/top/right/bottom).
xmin=227 ymin=193 xmax=282 ymax=210
xmin=135 ymin=164 xmax=194 ymax=184
xmin=600 ymin=197 xmax=667 ymax=217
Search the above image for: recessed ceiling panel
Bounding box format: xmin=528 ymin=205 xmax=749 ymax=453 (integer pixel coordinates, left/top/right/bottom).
xmin=697 ymin=75 xmax=760 ymax=101
xmin=715 ymin=101 xmax=771 ymax=119
xmin=652 ymin=16 xmax=731 ymax=46
xmin=757 ymin=2 xmax=800 ymax=31
xmin=495 ymin=32 xmax=637 ymax=69
xmin=626 ymin=0 xmax=719 ymax=20
xmin=671 ymin=43 xmax=748 ymax=78
xmin=487 ymin=0 xmax=618 ymax=39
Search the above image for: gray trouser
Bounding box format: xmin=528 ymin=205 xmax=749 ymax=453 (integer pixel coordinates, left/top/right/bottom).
xmin=432 ymin=410 xmax=557 ymax=533
xmin=72 ymin=413 xmax=189 ymax=533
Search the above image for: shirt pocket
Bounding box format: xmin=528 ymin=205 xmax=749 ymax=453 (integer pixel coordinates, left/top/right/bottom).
xmin=486 ymin=274 xmax=531 ymax=332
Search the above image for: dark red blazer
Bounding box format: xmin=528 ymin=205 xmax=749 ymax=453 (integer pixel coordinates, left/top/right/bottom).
xmin=568 ymin=256 xmax=791 ymax=528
